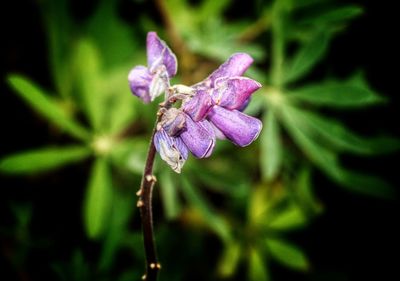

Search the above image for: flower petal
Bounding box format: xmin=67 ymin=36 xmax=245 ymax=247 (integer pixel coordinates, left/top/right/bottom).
xmin=212 ymin=77 xmax=261 ymax=110
xmin=128 ymin=65 xmax=152 ymax=103
xmin=208 ymin=106 xmax=262 ymax=147
xmin=159 ymin=108 xmax=186 ymax=137
xmin=147 ymin=32 xmax=177 ymax=77
xmin=154 ymin=128 xmax=188 ymax=173
xmin=180 ymin=115 xmax=215 ymax=158
xmin=183 ymin=89 xmax=213 ymax=122
xmin=207 ymin=53 xmax=253 ymax=86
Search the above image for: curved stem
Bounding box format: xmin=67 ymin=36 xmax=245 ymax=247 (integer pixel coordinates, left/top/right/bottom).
xmin=137 ymin=101 xmax=172 ymax=281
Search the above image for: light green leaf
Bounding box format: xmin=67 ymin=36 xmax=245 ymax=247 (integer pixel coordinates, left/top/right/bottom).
xmin=248 ymin=248 xmax=270 ymax=281
xmin=84 ymin=158 xmax=113 ymax=239
xmin=160 ymin=170 xmax=182 ymax=220
xmin=288 ymin=74 xmax=386 ymax=107
xmin=295 ymin=167 xmax=322 ymax=214
xmin=0 ymin=146 xmax=91 ymax=175
xmin=217 ymin=241 xmax=241 ymax=278
xmin=7 ymin=75 xmax=89 ymax=141
xmin=109 ymin=137 xmax=148 ymax=174
xmin=268 ymin=204 xmax=307 ymax=231
xmin=261 ymin=110 xmax=282 ymax=181
xmin=285 ymin=106 xmax=400 ymax=155
xmin=266 ymin=238 xmax=309 ymax=271
xmin=198 ymin=0 xmax=230 ymax=21
xmin=180 ymin=176 xmax=231 ymax=242
xmin=284 ymin=30 xmax=330 ymax=83
xmin=73 ymin=39 xmax=104 ymax=130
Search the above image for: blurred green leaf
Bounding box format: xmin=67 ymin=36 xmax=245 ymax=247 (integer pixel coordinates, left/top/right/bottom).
xmin=218 ymin=241 xmax=241 ymax=278
xmin=180 ymin=175 xmax=231 ymax=242
xmin=299 ymin=5 xmax=363 ymax=26
xmin=268 ymin=204 xmax=307 ymax=231
xmin=109 ymin=137 xmax=148 ymax=174
xmin=266 ymin=238 xmax=309 ymax=271
xmin=86 ymin=0 xmax=137 ymax=67
xmin=288 ymin=73 xmax=386 ymax=107
xmin=295 ymin=166 xmax=322 ymax=214
xmin=290 ymin=108 xmax=400 ymax=155
xmin=99 ymin=190 xmax=134 ymax=271
xmin=284 ymin=30 xmax=330 ymax=83
xmin=7 ymin=75 xmax=90 ymax=140
xmin=281 ymin=105 xmax=395 ymax=197
xmin=198 ymin=0 xmax=230 ymax=21
xmin=248 ymin=248 xmax=270 ymax=281
xmin=73 ymin=39 xmax=104 ymax=130
xmin=84 ymin=158 xmax=113 ymax=239
xmin=0 ymin=146 xmax=91 ymax=175
xmin=160 ymin=170 xmax=182 ymax=220
xmin=261 ymin=110 xmax=283 ymax=181
xmin=41 ymin=0 xmax=73 ymax=98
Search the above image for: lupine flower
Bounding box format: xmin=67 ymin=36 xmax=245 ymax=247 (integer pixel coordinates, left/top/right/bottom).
xmin=128 ymin=32 xmax=263 ymax=172
xmin=128 ymin=32 xmax=177 ymax=103
xmin=185 ymin=53 xmax=262 ymax=147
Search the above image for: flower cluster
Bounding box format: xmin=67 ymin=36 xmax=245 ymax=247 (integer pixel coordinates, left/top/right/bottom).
xmin=128 ymin=32 xmax=262 ymax=173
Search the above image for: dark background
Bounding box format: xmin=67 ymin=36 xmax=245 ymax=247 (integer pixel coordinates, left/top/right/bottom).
xmin=1 ymin=0 xmax=399 ymax=280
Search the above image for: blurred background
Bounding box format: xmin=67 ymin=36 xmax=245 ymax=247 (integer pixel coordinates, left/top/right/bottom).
xmin=1 ymin=0 xmax=399 ymax=280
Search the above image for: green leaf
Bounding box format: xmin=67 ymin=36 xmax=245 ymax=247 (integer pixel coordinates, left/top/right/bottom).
xmin=280 ymin=105 xmax=395 ymax=198
xmin=284 ymin=30 xmax=330 ymax=83
xmin=99 ymin=190 xmax=134 ymax=271
xmin=268 ymin=204 xmax=307 ymax=231
xmin=286 ymin=106 xmax=400 ymax=155
xmin=217 ymin=241 xmax=241 ymax=278
xmin=7 ymin=75 xmax=89 ymax=141
xmin=299 ymin=5 xmax=363 ymax=26
xmin=0 ymin=146 xmax=91 ymax=175
xmin=160 ymin=170 xmax=182 ymax=220
xmin=109 ymin=137 xmax=148 ymax=174
xmin=248 ymin=248 xmax=270 ymax=281
xmin=180 ymin=176 xmax=231 ymax=242
xmin=261 ymin=110 xmax=283 ymax=181
xmin=84 ymin=158 xmax=113 ymax=239
xmin=73 ymin=39 xmax=104 ymax=130
xmin=266 ymin=238 xmax=309 ymax=271
xmin=295 ymin=167 xmax=323 ymax=214
xmin=288 ymin=74 xmax=386 ymax=108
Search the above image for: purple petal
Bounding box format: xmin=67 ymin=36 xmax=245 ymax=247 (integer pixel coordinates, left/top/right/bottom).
xmin=208 ymin=106 xmax=262 ymax=147
xmin=209 ymin=122 xmax=226 ymax=140
xmin=147 ymin=32 xmax=177 ymax=77
xmin=212 ymin=77 xmax=261 ymax=110
xmin=207 ymin=53 xmax=253 ymax=86
xmin=183 ymin=89 xmax=213 ymax=122
xmin=154 ymin=128 xmax=188 ymax=173
xmin=180 ymin=115 xmax=216 ymax=158
xmin=128 ymin=65 xmax=152 ymax=103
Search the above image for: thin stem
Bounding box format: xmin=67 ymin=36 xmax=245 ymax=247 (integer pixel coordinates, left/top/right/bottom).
xmin=137 ymin=101 xmax=172 ymax=281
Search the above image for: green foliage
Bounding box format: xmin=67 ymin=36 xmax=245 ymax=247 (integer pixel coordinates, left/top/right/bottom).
xmin=0 ymin=146 xmax=91 ymax=174
xmin=266 ymin=238 xmax=309 ymax=271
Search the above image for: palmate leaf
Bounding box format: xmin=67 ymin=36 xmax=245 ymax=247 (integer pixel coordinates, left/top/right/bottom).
xmin=280 ymin=105 xmax=395 ymax=198
xmin=84 ymin=158 xmax=114 ymax=239
xmin=261 ymin=110 xmax=283 ymax=181
xmin=288 ymin=73 xmax=386 ymax=108
xmin=217 ymin=241 xmax=241 ymax=278
xmin=284 ymin=30 xmax=330 ymax=83
xmin=0 ymin=146 xmax=90 ymax=175
xmin=266 ymin=238 xmax=309 ymax=271
xmin=7 ymin=75 xmax=90 ymax=141
xmin=267 ymin=203 xmax=307 ymax=231
xmin=298 ymin=5 xmax=363 ymax=26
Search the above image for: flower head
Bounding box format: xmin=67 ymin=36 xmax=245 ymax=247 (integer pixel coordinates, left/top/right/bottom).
xmin=129 ymin=33 xmax=263 ymax=172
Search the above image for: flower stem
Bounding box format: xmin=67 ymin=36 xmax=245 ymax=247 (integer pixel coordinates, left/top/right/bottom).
xmin=137 ymin=101 xmax=172 ymax=281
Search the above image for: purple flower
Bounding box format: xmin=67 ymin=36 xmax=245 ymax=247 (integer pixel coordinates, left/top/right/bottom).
xmin=128 ymin=32 xmax=177 ymax=103
xmin=186 ymin=54 xmax=263 ymax=147
xmin=154 ymin=108 xmax=216 ymax=170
